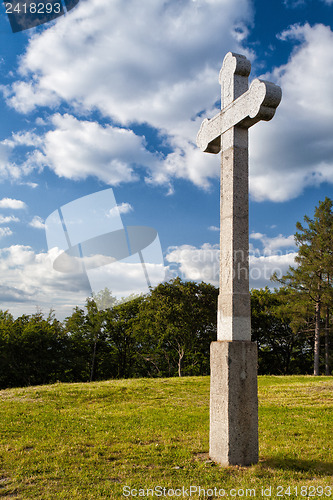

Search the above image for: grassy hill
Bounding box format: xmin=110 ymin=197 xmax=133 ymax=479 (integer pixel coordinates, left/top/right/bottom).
xmin=0 ymin=376 xmax=332 ymax=499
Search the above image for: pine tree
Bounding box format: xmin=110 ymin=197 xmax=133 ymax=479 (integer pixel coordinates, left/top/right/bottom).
xmin=272 ymin=197 xmax=333 ymax=375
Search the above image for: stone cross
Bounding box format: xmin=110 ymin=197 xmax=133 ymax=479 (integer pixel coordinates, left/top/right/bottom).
xmin=197 ymin=52 xmax=281 ymax=466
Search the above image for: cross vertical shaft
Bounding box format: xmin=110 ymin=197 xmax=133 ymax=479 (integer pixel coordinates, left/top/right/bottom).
xmin=218 ymin=53 xmax=251 ymax=341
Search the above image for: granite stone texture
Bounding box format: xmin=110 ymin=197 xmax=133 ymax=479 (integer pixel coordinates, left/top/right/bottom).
xmin=196 ymin=52 xmax=281 ymax=467
xmin=210 ymin=341 xmax=259 ymax=466
xmin=196 ymin=52 xmax=281 ymax=343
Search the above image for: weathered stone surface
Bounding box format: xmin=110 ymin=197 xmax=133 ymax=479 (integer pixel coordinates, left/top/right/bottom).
xmin=196 ymin=51 xmax=281 ymax=467
xmin=197 ymin=78 xmax=282 ymax=153
xmin=210 ymin=341 xmax=258 ymax=466
xmin=196 ymin=52 xmax=281 ymax=342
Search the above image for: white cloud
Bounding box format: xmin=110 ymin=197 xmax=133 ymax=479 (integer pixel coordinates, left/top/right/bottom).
xmin=283 ymin=0 xmax=305 ymax=8
xmin=34 ymin=113 xmax=158 ymax=184
xmin=0 ymin=227 xmax=13 ymax=238
xmin=165 ymin=235 xmax=298 ymax=289
xmin=87 ymin=260 xmax=166 ymax=305
xmin=107 ymin=202 xmax=133 ymax=218
xmin=0 ymin=198 xmax=27 ymax=209
xmin=5 ymin=0 xmax=252 ymax=125
xmin=166 ymin=243 xmax=220 ymax=285
xmin=250 ymin=23 xmax=333 ymax=202
xmin=3 ymin=111 xmax=220 ymax=189
xmin=2 ymin=0 xmax=252 ymax=190
xmin=0 ymin=243 xmax=167 ymax=318
xmin=0 ymin=131 xmax=43 ymax=181
xmin=146 ymin=135 xmax=220 ymax=190
xmin=0 ymin=142 xmax=22 ymax=181
xmin=250 ymin=232 xmax=296 ymax=254
xmin=5 ymin=5 xmax=332 ymax=203
xmin=0 ymin=215 xmax=19 ymax=224
xmin=2 ymin=130 xmax=43 ymax=148
xmin=248 ymin=232 xmax=297 ymax=287
xmin=249 ymin=252 xmax=297 ymax=289
xmin=208 ymin=225 xmax=219 ymax=231
xmin=117 ymin=202 xmax=133 ymax=215
xmin=29 ymin=216 xmax=45 ymax=229
xmin=0 ymin=245 xmax=91 ymax=319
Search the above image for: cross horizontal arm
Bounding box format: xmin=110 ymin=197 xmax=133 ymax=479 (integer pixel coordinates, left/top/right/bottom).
xmin=196 ymin=79 xmax=282 ymax=154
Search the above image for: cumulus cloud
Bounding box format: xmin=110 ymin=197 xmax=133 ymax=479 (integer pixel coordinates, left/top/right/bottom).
xmin=2 ymin=0 xmax=252 ymax=189
xmin=0 ymin=132 xmax=43 ymax=181
xmin=0 ymin=141 xmax=25 ymax=181
xmin=2 ymin=111 xmax=220 ymax=189
xmin=0 ymin=240 xmax=168 ymax=317
xmin=0 ymin=215 xmax=19 ymax=224
xmin=0 ymin=198 xmax=27 ymax=209
xmin=249 ymin=252 xmax=297 ymax=289
xmin=29 ymin=216 xmax=45 ymax=229
xmin=166 ymin=234 xmax=297 ymax=289
xmin=146 ymin=135 xmax=219 ymax=191
xmin=5 ymin=0 xmax=252 ymax=125
xmin=0 ymin=227 xmax=13 ymax=238
xmin=107 ymin=202 xmax=133 ymax=218
xmin=3 ymin=4 xmax=332 ymax=201
xmin=250 ymin=23 xmax=333 ymax=202
xmin=0 ymin=245 xmax=91 ymax=318
xmin=116 ymin=202 xmax=133 ymax=215
xmin=33 ymin=113 xmax=157 ymax=184
xmin=250 ymin=232 xmax=296 ymax=254
xmin=87 ymin=260 xmax=166 ymax=306
xmin=166 ymin=243 xmax=220 ymax=285
xmin=2 ymin=131 xmax=43 ymax=148
xmin=248 ymin=232 xmax=297 ymax=287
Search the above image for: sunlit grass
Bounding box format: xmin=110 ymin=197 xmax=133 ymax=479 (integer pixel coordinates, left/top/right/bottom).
xmin=0 ymin=376 xmax=332 ymax=499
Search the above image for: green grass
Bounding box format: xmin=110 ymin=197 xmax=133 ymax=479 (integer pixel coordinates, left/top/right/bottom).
xmin=0 ymin=376 xmax=332 ymax=499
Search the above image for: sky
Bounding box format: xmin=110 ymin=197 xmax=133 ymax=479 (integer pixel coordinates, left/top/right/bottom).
xmin=0 ymin=0 xmax=332 ymax=319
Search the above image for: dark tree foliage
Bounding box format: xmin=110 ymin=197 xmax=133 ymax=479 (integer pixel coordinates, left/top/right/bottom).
xmin=251 ymin=288 xmax=313 ymax=375
xmin=134 ymin=278 xmax=218 ymax=377
xmin=103 ymin=296 xmax=145 ymax=379
xmin=272 ymin=197 xmax=333 ymax=375
xmin=0 ymin=310 xmax=68 ymax=388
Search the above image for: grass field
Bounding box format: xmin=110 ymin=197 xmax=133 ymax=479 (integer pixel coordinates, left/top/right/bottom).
xmin=0 ymin=376 xmax=332 ymax=499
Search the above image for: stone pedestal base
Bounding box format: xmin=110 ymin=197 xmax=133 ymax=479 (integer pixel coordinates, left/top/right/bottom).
xmin=210 ymin=341 xmax=258 ymax=466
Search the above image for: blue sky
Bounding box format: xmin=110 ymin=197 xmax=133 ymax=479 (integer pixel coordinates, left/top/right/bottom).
xmin=0 ymin=0 xmax=332 ymax=318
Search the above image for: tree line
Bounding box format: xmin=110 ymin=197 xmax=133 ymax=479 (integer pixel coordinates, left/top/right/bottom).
xmin=0 ymin=280 xmax=218 ymax=389
xmin=0 ymin=198 xmax=332 ymax=389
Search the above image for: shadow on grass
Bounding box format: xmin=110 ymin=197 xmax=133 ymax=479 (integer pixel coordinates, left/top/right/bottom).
xmin=193 ymin=453 xmax=333 ymax=475
xmin=261 ymin=457 xmax=333 ymax=475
